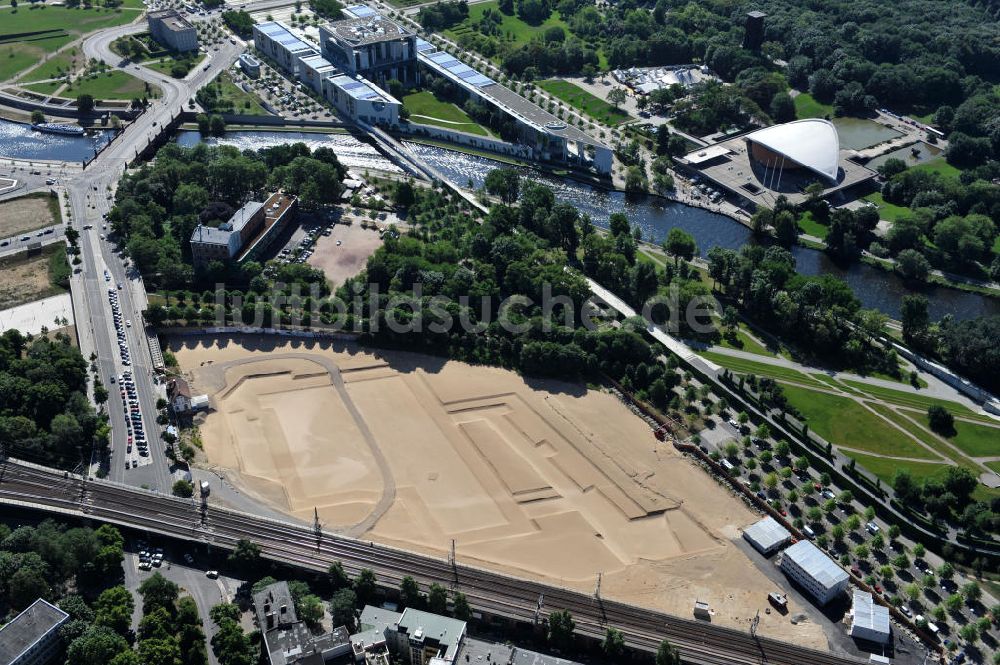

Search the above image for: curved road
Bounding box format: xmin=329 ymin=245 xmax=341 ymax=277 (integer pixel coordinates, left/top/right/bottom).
xmin=66 ymin=25 xmax=242 ymax=489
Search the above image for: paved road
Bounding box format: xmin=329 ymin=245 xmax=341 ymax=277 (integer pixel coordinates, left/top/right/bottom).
xmin=65 ymin=25 xmax=243 ymax=490
xmin=0 ymin=223 xmax=65 ymax=258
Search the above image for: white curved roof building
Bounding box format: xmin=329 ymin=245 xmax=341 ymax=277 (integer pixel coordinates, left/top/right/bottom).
xmin=744 ymin=119 xmax=840 ymax=181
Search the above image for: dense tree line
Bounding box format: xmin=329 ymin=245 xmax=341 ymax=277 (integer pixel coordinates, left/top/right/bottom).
xmin=901 ymin=295 xmax=1000 ymax=394
xmin=877 ymin=164 xmax=1000 ymax=281
xmin=893 ymin=465 xmax=998 ymax=536
xmin=0 ymin=329 xmax=105 ymax=469
xmin=108 ymin=142 xmax=346 ymax=289
xmin=706 ymin=244 xmax=901 ymax=376
xmin=221 ymin=10 xmax=254 ymax=38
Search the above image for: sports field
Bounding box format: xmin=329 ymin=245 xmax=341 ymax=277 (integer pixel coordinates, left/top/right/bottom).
xmin=171 ymin=335 xmax=828 ymax=647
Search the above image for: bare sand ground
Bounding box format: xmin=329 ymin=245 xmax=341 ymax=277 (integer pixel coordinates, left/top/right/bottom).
xmin=307 ymin=224 xmax=383 ymax=287
xmin=0 ymin=195 xmax=56 ymax=237
xmin=171 ymin=334 xmax=827 ymax=647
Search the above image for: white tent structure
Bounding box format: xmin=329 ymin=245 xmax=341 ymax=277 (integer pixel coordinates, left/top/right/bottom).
xmin=744 ymin=119 xmax=840 ymax=181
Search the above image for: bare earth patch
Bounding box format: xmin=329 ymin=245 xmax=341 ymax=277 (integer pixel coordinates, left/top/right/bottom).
xmin=307 ymin=223 xmax=384 ymax=287
xmin=0 ymin=195 xmax=57 ymax=238
xmin=171 ymin=335 xmax=826 ymax=648
xmin=0 ymin=248 xmax=64 ymax=310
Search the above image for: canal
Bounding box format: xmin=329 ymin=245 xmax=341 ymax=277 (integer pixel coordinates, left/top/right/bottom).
xmin=0 ymin=118 xmax=113 ymax=163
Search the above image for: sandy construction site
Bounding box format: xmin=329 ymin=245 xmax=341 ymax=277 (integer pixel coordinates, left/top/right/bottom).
xmin=170 ymin=335 xmax=826 ymax=646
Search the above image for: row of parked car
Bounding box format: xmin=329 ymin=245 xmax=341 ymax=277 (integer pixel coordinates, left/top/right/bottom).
xmin=107 ymin=281 xmax=146 ymax=469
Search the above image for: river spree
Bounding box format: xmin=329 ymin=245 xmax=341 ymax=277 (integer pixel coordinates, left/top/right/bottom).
xmin=7 ymin=118 xmax=988 ymax=321
xmin=0 ymin=118 xmax=113 ymax=163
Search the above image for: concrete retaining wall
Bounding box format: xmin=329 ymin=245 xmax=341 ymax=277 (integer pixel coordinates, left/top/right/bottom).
xmin=399 ymin=122 xmax=533 ymax=161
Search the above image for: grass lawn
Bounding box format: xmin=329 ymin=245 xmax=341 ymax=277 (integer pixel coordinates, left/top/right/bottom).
xmin=840 ymin=380 xmax=994 ymax=422
xmin=779 ymin=383 xmax=937 ymax=459
xmin=24 ymin=80 xmax=64 ymax=95
xmin=910 ymin=158 xmax=961 ymax=179
xmin=794 ymin=92 xmax=833 ymax=119
xmin=537 ymin=79 xmax=629 ymax=125
xmin=0 ymin=5 xmax=137 ymax=81
xmin=21 ymin=50 xmax=79 ymax=82
xmin=199 ymin=72 xmax=269 ymax=115
xmin=797 ymin=210 xmax=828 ymax=239
xmin=845 ymin=451 xmax=950 ymax=486
xmin=146 ymin=53 xmax=205 ymax=78
xmin=0 ymin=36 xmax=75 ymax=81
xmin=65 ymin=69 xmax=156 ymax=100
xmin=403 ymin=90 xmax=490 ymax=137
xmin=446 ymin=1 xmax=571 ymax=47
xmin=701 ymin=351 xmax=824 ymax=386
xmin=902 ymin=409 xmax=1000 ymax=458
xmin=717 ymin=326 xmax=774 ymax=357
xmin=862 ymin=192 xmax=912 ymax=222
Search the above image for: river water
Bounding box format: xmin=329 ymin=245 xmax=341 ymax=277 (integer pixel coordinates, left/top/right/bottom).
xmin=2 ymin=119 xmax=992 ymax=320
xmin=0 ymin=118 xmax=113 ymax=163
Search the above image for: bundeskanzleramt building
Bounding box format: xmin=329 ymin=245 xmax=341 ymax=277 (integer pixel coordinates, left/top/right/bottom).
xmin=780 ymin=540 xmax=849 ymax=605
xmin=0 ymin=599 xmax=70 ymax=665
xmin=254 ymin=21 xmax=318 ymax=76
xmin=190 ymin=192 xmax=297 ymax=269
xmin=147 ymin=9 xmax=198 ymax=53
xmin=318 ymin=13 xmax=418 ymax=88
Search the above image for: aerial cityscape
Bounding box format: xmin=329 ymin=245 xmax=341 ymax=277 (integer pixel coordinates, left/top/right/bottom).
xmin=0 ymin=0 xmax=997 ymax=664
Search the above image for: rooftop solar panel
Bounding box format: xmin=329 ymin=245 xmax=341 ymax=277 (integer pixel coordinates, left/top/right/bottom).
xmin=457 ymin=70 xmax=478 ymax=80
xmin=416 ymin=38 xmax=435 ymax=52
xmin=343 ymin=81 xmax=365 ymax=90
xmin=470 ymin=74 xmax=494 ymax=87
xmin=346 ymin=4 xmax=376 ymax=16
xmin=439 ymin=58 xmax=461 ymax=68
xmin=426 ymin=51 xmax=452 ymax=63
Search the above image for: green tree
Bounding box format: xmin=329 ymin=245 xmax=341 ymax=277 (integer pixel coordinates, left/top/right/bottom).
xmin=31 ymin=109 xmax=45 ymax=124
xmin=927 ymin=405 xmax=954 ymax=434
xmin=484 ymin=168 xmax=521 ymax=205
xmin=607 ymin=86 xmax=627 ymax=108
xmin=77 ymin=94 xmax=95 ymax=114
xmin=354 ymin=568 xmax=377 ymax=605
xmin=548 ymin=609 xmax=575 ymax=651
xmin=602 ymin=627 xmax=626 ymax=659
xmin=656 ymin=639 xmax=681 ymax=665
xmin=94 ymin=585 xmax=135 ymax=636
xmin=172 ymin=479 xmax=194 ymax=497
xmin=138 ymin=637 xmax=181 ymax=665
xmin=66 ymin=625 xmax=130 ymax=665
xmin=962 ymin=581 xmax=982 ymax=602
xmin=428 ymin=583 xmax=448 ymax=615
xmin=328 ymin=588 xmax=357 ymax=631
xmin=138 ymin=573 xmax=178 ymax=616
xmin=328 ymin=561 xmax=350 ymax=590
xmin=227 ymin=539 xmax=262 ymax=578
xmin=452 ymin=592 xmax=471 ymax=621
xmin=663 ymin=228 xmax=696 ymax=267
xmin=399 ymin=575 xmax=423 ymax=610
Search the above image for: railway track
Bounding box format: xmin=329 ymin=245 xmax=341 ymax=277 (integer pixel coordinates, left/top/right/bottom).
xmin=0 ymin=458 xmax=864 ymax=665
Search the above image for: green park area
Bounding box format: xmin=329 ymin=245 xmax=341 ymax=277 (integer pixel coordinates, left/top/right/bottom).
xmin=446 ymin=1 xmax=571 ymax=48
xmin=796 ymin=210 xmax=829 ymax=239
xmin=537 ymin=79 xmax=629 ymax=125
xmin=403 ymin=90 xmax=490 ymax=136
xmin=66 ymin=69 xmax=155 ymax=100
xmin=862 ymin=192 xmax=912 ymax=222
xmin=702 ymin=351 xmax=824 ymax=387
xmin=844 ymin=451 xmax=950 ymax=485
xmin=793 ymin=92 xmax=833 ymax=119
xmin=778 ymin=383 xmax=937 ymax=459
xmin=903 ymin=408 xmax=1000 ymax=457
xmin=0 ymin=5 xmax=138 ymax=81
xmin=196 ymin=72 xmax=269 ymax=115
